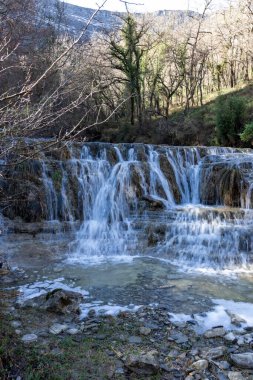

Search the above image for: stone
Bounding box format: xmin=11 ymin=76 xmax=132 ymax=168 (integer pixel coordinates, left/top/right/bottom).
xmin=11 ymin=321 xmax=21 ymax=328
xmin=213 ymin=361 xmax=230 ymax=370
xmin=169 ymin=331 xmax=189 ymax=344
xmin=230 ymin=352 xmax=253 ymax=369
xmin=21 ymin=334 xmax=38 ymax=343
xmin=140 ymin=327 xmax=151 ymax=336
xmin=142 ymin=195 xmax=165 ymax=210
xmin=124 ymin=351 xmax=159 ymax=375
xmin=243 ymin=333 xmax=253 ymax=344
xmin=128 ymin=336 xmax=142 ymax=344
xmin=237 ymin=337 xmax=245 ymax=346
xmin=226 ymin=310 xmax=246 ymax=326
xmin=167 ymin=349 xmax=179 ymax=358
xmin=191 ymin=359 xmax=209 ymax=371
xmin=224 ymin=332 xmax=236 ymax=342
xmin=66 ymin=328 xmax=79 ymax=335
xmin=204 ymin=327 xmax=226 ymax=338
xmin=49 ymin=323 xmax=68 ymax=335
xmin=228 ymin=372 xmax=245 ymax=380
xmin=23 ymin=289 xmax=83 ymax=315
xmin=204 ymin=346 xmax=226 ymax=359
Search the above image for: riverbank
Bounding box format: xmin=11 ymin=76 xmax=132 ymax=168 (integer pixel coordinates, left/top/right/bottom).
xmin=1 ymin=264 xmax=253 ymax=380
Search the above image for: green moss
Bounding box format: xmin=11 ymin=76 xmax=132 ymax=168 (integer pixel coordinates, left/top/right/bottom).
xmin=51 ymin=170 xmax=63 ymax=191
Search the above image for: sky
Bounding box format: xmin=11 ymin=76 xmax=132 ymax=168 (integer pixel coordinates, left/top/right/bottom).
xmin=59 ymin=0 xmax=227 ymax=13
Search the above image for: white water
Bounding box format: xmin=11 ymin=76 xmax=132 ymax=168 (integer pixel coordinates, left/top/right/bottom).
xmin=29 ymin=143 xmax=253 ymax=270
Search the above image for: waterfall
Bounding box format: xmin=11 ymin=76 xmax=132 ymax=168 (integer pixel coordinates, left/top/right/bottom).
xmin=3 ymin=142 xmax=253 ymax=269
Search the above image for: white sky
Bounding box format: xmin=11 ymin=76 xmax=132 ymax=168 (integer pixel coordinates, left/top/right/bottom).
xmin=60 ymin=0 xmax=227 ymax=12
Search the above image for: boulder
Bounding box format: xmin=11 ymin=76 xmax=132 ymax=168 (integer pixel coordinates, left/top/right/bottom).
xmin=22 ymin=289 xmax=83 ymax=315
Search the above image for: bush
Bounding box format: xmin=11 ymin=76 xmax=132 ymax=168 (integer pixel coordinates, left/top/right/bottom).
xmin=240 ymin=122 xmax=253 ymax=143
xmin=215 ymin=96 xmax=246 ymax=145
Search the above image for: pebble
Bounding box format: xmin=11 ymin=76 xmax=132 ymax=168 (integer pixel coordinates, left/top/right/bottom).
xmin=204 ymin=327 xmax=226 ymax=338
xmin=140 ymin=327 xmax=151 ymax=336
xmin=11 ymin=321 xmax=21 ymax=328
xmin=227 ymin=372 xmax=245 ymax=380
xmin=128 ymin=336 xmax=142 ymax=344
xmin=169 ymin=331 xmax=189 ymax=344
xmin=191 ymin=359 xmax=209 ymax=371
xmin=224 ymin=332 xmax=236 ymax=342
xmin=49 ymin=323 xmax=68 ymax=335
xmin=167 ymin=349 xmax=179 ymax=358
xmin=226 ymin=311 xmax=246 ymax=326
xmin=204 ymin=346 xmax=226 ymax=359
xmin=213 ymin=360 xmax=230 ymax=370
xmin=66 ymin=328 xmax=79 ymax=335
xmin=21 ymin=334 xmax=38 ymax=343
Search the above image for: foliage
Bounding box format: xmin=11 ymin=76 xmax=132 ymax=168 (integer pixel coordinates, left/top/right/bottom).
xmin=110 ymin=14 xmax=145 ymax=127
xmin=215 ymin=96 xmax=247 ymax=145
xmin=240 ymin=122 xmax=253 ymax=143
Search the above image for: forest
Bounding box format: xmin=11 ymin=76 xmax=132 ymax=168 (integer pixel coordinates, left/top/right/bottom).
xmin=0 ymin=0 xmax=252 ymax=158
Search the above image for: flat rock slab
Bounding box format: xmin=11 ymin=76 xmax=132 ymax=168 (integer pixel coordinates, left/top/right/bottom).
xmin=169 ymin=331 xmax=188 ymax=344
xmin=49 ymin=323 xmax=68 ymax=335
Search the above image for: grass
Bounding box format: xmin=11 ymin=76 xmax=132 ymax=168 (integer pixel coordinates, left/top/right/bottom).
xmin=0 ymin=310 xmax=166 ymax=380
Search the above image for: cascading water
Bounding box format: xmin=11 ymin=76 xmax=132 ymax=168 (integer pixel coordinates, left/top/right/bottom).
xmin=5 ymin=142 xmax=253 ymax=270
xmin=63 ymin=143 xmax=253 ymax=270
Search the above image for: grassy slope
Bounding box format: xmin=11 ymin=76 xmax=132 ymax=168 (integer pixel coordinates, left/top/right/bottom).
xmin=99 ymin=83 xmax=253 ymax=147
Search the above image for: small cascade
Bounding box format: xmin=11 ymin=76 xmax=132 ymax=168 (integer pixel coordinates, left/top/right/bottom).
xmin=156 ymin=206 xmax=253 ymax=269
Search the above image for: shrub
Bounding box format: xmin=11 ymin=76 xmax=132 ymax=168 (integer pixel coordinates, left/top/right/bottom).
xmin=240 ymin=122 xmax=253 ymax=143
xmin=215 ymin=96 xmax=246 ymax=145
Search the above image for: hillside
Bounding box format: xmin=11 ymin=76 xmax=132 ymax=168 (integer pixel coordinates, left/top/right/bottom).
xmin=96 ymin=83 xmax=253 ymax=147
xmin=39 ymin=0 xmax=196 ymax=37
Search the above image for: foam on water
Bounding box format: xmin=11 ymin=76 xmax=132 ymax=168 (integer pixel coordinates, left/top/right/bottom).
xmin=169 ymin=298 xmax=253 ymax=332
xmin=17 ymin=278 xmax=141 ymax=318
xmin=18 ymin=278 xmax=89 ymax=302
xmin=79 ymin=303 xmax=141 ymax=319
xmin=66 ymin=254 xmax=137 ymax=266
